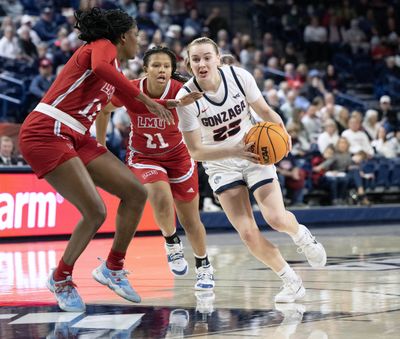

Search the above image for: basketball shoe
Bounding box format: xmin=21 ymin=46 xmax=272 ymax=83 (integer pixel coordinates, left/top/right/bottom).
xmin=273 ymin=303 xmax=306 ymax=337
xmin=275 ymin=276 xmax=306 ymax=303
xmin=46 ymin=269 xmax=85 ymax=312
xmin=294 ymin=225 xmax=327 ymax=268
xmin=195 ymin=291 xmax=215 ymax=315
xmin=165 ymin=242 xmax=188 ymax=276
xmin=166 ymin=309 xmax=190 ymax=339
xmin=195 ymin=265 xmax=215 ymax=290
xmin=92 ymin=258 xmax=141 ymax=303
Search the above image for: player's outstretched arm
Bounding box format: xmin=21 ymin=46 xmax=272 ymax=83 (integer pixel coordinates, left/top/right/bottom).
xmin=166 ymin=92 xmax=203 ymax=108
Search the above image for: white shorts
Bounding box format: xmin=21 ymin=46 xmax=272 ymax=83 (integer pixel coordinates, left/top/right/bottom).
xmin=203 ymin=158 xmax=278 ymax=194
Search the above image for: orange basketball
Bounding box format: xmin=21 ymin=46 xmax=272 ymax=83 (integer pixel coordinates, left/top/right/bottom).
xmin=245 ymin=122 xmax=288 ymax=165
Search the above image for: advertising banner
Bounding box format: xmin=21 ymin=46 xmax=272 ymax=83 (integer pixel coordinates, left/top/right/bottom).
xmin=0 ymin=173 xmax=159 ymax=237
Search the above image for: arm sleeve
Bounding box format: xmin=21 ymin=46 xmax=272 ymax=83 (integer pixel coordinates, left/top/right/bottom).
xmin=233 ymin=66 xmax=262 ymax=103
xmin=176 ymin=88 xmax=200 ymax=132
xmin=91 ymin=40 xmax=140 ymax=98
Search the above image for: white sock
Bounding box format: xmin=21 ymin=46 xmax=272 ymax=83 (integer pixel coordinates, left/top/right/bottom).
xmin=276 ymin=263 xmax=298 ymax=282
xmin=292 ymin=224 xmax=307 ymax=243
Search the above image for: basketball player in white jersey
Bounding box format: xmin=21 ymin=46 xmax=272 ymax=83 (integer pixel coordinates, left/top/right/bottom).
xmin=176 ymin=37 xmax=327 ymax=303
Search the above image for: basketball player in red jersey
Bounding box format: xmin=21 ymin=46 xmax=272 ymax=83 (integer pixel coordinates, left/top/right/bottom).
xmin=96 ymin=46 xmax=214 ymax=291
xmin=18 ymin=8 xmax=201 ymax=312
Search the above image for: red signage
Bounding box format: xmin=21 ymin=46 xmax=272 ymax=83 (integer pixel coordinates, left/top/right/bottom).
xmin=0 ymin=173 xmax=159 ymax=237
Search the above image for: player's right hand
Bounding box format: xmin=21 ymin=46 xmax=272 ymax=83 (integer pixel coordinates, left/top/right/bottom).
xmin=233 ymin=142 xmax=260 ymax=163
xmin=146 ymin=102 xmax=175 ymax=125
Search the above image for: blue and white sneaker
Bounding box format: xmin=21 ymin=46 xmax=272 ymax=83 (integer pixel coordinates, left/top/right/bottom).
xmin=165 ymin=242 xmax=188 ymax=276
xmin=195 ymin=291 xmax=215 ymax=315
xmin=46 ymin=270 xmax=85 ymax=312
xmin=195 ymin=265 xmax=215 ymax=290
xmin=92 ymin=258 xmax=141 ymax=303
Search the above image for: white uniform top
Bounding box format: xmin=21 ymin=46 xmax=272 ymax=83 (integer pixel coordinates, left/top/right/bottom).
xmin=176 ymin=65 xmax=261 ymax=146
xmin=176 ymin=65 xmax=277 ymax=194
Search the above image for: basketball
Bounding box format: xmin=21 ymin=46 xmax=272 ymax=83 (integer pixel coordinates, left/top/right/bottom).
xmin=245 ymin=122 xmax=288 ymax=165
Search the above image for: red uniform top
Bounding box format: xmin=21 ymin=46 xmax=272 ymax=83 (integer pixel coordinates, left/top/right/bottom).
xmin=40 ymin=39 xmax=149 ymax=130
xmin=112 ymin=77 xmax=184 ymax=155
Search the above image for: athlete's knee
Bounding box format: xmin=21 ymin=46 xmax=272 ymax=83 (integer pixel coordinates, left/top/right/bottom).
xmin=265 ymin=212 xmax=288 ymax=232
xmin=238 ymin=226 xmax=260 ymax=246
xmin=84 ymin=202 xmax=107 ymax=230
xmin=124 ymin=181 xmax=147 ymax=207
xmin=151 ymin=192 xmax=173 ymax=216
xmin=180 ymin=217 xmax=203 ymax=233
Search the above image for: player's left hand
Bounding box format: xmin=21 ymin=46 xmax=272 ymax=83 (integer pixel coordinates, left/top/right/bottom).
xmin=280 ymin=122 xmax=292 ymax=156
xmin=167 ymin=92 xmax=203 ymax=108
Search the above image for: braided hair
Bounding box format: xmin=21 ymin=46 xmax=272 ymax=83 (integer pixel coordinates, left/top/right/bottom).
xmin=143 ymin=46 xmax=189 ymax=83
xmin=74 ymin=7 xmax=136 ymax=44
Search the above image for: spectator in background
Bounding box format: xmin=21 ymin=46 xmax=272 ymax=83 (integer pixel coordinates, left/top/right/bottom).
xmin=36 ymin=41 xmax=54 ymax=62
xmin=135 ymin=2 xmax=158 ymax=37
xmin=300 ymin=69 xmax=327 ymax=101
xmin=17 ymin=25 xmax=38 ymax=63
xmin=52 ymin=38 xmax=73 ymax=70
xmin=318 ymin=119 xmax=339 ymax=154
xmin=119 ymin=0 xmax=138 ymax=18
xmin=319 ymin=92 xmax=343 ymax=121
xmin=335 ymin=107 xmax=350 ymax=134
xmin=0 ymin=25 xmax=21 ymax=59
xmin=33 ymin=7 xmax=58 ymax=42
xmin=0 ymin=136 xmax=19 ymax=166
xmin=323 ymin=64 xmax=344 ymax=92
xmin=0 ymin=16 xmax=15 ymax=36
xmin=265 ymin=89 xmax=286 ymax=124
xmin=3 ymin=0 xmax=23 ymax=17
xmin=277 ymin=153 xmax=306 ymax=206
xmin=280 ymin=89 xmax=297 ymax=122
xmin=17 ymin=15 xmax=41 ymax=46
xmin=184 ymin=8 xmax=203 ymax=37
xmin=371 ymin=126 xmax=398 ymax=159
xmin=150 ymin=0 xmax=171 ymax=35
xmin=301 ymin=102 xmax=322 ymax=143
xmin=28 ymin=58 xmax=55 ymax=110
xmin=341 ymin=117 xmax=374 ymax=156
xmin=303 ymin=16 xmax=328 ymax=64
xmin=378 ymin=95 xmax=399 ymax=135
xmin=312 ymin=138 xmax=351 ymax=205
xmin=362 ymin=109 xmax=380 ymax=140
xmin=204 ymin=7 xmax=229 ymax=40
xmin=286 ymin=121 xmax=310 ymax=158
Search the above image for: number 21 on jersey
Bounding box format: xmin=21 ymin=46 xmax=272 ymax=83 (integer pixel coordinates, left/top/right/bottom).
xmin=143 ymin=133 xmax=169 ymax=149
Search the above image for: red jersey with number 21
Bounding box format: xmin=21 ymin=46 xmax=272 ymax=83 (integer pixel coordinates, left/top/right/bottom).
xmin=111 ymin=77 xmax=183 ymax=155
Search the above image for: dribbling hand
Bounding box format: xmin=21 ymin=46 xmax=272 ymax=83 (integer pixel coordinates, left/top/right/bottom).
xmin=233 ymin=141 xmax=260 ymax=163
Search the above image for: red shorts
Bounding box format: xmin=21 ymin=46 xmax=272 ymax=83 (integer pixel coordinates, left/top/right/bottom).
xmin=127 ymin=142 xmax=198 ymax=202
xmin=19 ymin=111 xmax=107 ymax=178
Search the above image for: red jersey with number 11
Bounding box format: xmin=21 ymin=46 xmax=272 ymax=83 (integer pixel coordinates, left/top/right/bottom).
xmin=40 ymin=39 xmax=140 ymax=130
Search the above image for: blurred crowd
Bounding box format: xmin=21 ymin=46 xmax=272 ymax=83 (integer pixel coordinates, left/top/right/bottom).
xmin=1 ymin=0 xmax=400 ymax=208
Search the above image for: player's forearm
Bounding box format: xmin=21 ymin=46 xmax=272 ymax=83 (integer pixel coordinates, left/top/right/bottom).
xmin=187 ymin=144 xmax=236 ymax=161
xmin=133 ymin=92 xmax=168 ymax=107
